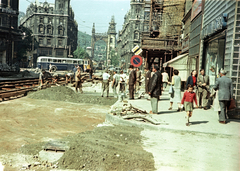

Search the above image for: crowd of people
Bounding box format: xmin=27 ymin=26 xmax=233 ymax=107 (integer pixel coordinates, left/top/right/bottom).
xmin=99 ymin=65 xmax=233 ymax=126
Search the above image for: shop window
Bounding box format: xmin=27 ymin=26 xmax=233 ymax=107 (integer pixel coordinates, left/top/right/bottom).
xmin=47 ymin=25 xmax=52 ymax=34
xmin=39 ymin=25 xmax=44 ymax=34
xmin=47 ymin=39 xmax=51 ymax=45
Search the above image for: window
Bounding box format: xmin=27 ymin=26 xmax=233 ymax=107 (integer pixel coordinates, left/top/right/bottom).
xmin=59 ymin=18 xmax=63 ymax=24
xmin=41 ymin=58 xmax=47 ymax=62
xmin=39 ymin=25 xmax=44 ymax=34
xmin=58 ymin=60 xmax=62 ymax=63
xmin=78 ymin=61 xmax=82 ymax=64
xmin=62 ymin=60 xmax=66 ymax=63
xmin=53 ymin=59 xmax=57 ymax=62
xmin=47 ymin=25 xmax=52 ymax=34
xmin=0 ymin=17 xmax=2 ymax=26
xmin=59 ymin=3 xmax=63 ymax=9
xmin=134 ymin=32 xmax=139 ymax=39
xmin=73 ymin=61 xmax=77 ymax=64
xmin=48 ymin=17 xmax=52 ymax=24
xmin=39 ymin=38 xmax=43 ymax=45
xmin=48 ymin=59 xmax=52 ymax=62
xmin=66 ymin=60 xmax=72 ymax=64
xmin=40 ymin=16 xmax=44 ymax=23
xmin=47 ymin=39 xmax=51 ymax=45
xmin=56 ymin=49 xmax=64 ymax=57
xmin=58 ymin=26 xmax=64 ymax=36
xmin=58 ymin=39 xmax=63 ymax=46
xmin=110 ymin=38 xmax=113 ymax=43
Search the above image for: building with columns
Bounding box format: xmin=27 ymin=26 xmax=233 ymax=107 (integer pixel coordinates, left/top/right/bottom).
xmin=20 ymin=0 xmax=78 ymax=65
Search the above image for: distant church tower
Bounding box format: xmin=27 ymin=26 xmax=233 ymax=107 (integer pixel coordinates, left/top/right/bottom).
xmin=107 ymin=16 xmax=117 ymax=62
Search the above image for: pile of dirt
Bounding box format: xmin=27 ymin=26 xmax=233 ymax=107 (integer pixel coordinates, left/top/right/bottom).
xmin=27 ymin=86 xmax=117 ymax=106
xmin=21 ymin=125 xmax=155 ymax=171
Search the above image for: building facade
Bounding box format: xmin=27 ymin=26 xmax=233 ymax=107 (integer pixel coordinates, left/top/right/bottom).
xmin=20 ymin=0 xmax=78 ymax=65
xmin=200 ymin=0 xmax=240 ymax=108
xmin=117 ymin=0 xmax=145 ymax=69
xmin=0 ymin=0 xmax=21 ymax=67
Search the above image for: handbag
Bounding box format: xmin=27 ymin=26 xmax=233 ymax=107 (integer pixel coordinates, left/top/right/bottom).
xmin=228 ymin=98 xmax=236 ymax=110
xmin=169 ymin=85 xmax=173 ymax=94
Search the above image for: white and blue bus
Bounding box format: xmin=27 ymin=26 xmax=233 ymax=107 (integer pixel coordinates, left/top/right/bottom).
xmin=37 ymin=56 xmax=85 ymax=71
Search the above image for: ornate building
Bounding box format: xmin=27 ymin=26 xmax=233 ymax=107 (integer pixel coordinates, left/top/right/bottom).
xmin=20 ymin=0 xmax=78 ymax=63
xmin=0 ymin=0 xmax=21 ymax=67
xmin=117 ymin=0 xmax=145 ymax=69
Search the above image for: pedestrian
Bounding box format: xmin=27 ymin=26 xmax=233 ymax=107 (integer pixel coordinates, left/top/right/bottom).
xmin=213 ymin=69 xmax=233 ymax=124
xmin=89 ymin=67 xmax=93 ymax=79
xmin=162 ymin=70 xmax=169 ymax=91
xmin=145 ymin=67 xmax=151 ymax=94
xmin=112 ymin=70 xmax=120 ymax=98
xmin=186 ymin=70 xmax=198 ymax=91
xmin=101 ymin=69 xmax=110 ymax=97
xmin=148 ymin=65 xmax=162 ymax=114
xmin=128 ymin=65 xmax=136 ymax=100
xmin=75 ymin=67 xmax=83 ymax=93
xmin=181 ymin=84 xmax=198 ymax=126
xmin=197 ymin=69 xmax=210 ymax=109
xmin=135 ymin=68 xmax=141 ymax=93
xmin=119 ymin=70 xmax=127 ymax=101
xmin=168 ymin=69 xmax=182 ymax=111
xmin=73 ymin=65 xmax=77 ymax=81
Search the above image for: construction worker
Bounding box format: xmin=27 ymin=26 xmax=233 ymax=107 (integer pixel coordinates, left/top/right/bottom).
xmin=75 ymin=67 xmax=83 ymax=93
xmin=101 ymin=69 xmax=110 ymax=97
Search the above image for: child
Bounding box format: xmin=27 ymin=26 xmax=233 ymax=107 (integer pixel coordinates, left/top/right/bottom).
xmin=181 ymin=84 xmax=198 ymax=126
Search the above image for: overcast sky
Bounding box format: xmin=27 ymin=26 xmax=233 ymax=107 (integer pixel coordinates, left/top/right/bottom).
xmin=19 ymin=0 xmax=131 ymax=35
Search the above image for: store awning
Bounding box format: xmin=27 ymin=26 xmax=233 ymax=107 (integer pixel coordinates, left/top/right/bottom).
xmin=163 ymin=53 xmax=189 ymax=81
xmin=163 ymin=53 xmax=188 ymax=68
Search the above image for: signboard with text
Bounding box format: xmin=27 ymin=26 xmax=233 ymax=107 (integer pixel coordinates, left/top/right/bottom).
xmin=191 ymin=0 xmax=202 ymax=21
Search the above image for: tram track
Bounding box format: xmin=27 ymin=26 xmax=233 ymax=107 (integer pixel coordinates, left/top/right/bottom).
xmin=0 ymin=77 xmax=67 ymax=101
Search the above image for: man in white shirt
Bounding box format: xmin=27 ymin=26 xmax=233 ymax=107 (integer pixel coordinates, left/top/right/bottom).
xmin=119 ymin=70 xmax=127 ymax=101
xmin=162 ymin=70 xmax=169 ymax=91
xmin=102 ymin=69 xmax=110 ymax=97
xmin=112 ymin=70 xmax=120 ymax=98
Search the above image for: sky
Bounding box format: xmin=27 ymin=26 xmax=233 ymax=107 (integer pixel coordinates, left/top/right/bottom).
xmin=19 ymin=0 xmax=131 ymax=35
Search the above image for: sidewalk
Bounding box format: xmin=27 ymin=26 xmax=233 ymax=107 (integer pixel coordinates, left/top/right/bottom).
xmin=125 ymin=89 xmax=240 ymax=137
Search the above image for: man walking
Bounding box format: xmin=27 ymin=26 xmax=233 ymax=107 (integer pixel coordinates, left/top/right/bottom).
xmin=112 ymin=70 xmax=120 ymax=98
xmin=213 ymin=69 xmax=233 ymax=124
xmin=197 ymin=69 xmax=209 ymax=109
xmin=148 ymin=65 xmax=162 ymax=114
xmin=128 ymin=65 xmax=136 ymax=100
xmin=136 ymin=68 xmax=141 ymax=93
xmin=102 ymin=69 xmax=110 ymax=97
xmin=75 ymin=67 xmax=83 ymax=93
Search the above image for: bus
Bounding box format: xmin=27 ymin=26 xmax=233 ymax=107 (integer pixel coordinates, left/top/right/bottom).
xmin=37 ymin=56 xmax=86 ymax=72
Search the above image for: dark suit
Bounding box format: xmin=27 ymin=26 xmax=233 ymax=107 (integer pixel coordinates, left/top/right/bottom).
xmin=197 ymin=74 xmax=209 ymax=107
xmin=149 ymin=70 xmax=162 ymax=113
xmin=129 ymin=69 xmax=136 ymax=99
xmin=213 ymin=76 xmax=233 ymax=122
xmin=145 ymin=70 xmax=151 ymax=93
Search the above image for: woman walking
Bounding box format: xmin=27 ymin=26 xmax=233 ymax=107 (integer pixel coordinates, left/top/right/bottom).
xmin=168 ymin=70 xmax=182 ymax=111
xmin=181 ymin=84 xmax=198 ymax=126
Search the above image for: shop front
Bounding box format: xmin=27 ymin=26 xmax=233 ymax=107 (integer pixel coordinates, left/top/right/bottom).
xmin=202 ymin=31 xmax=226 ymax=87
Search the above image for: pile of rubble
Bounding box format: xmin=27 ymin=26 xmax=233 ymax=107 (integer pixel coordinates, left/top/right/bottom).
xmin=109 ymin=101 xmax=164 ymax=125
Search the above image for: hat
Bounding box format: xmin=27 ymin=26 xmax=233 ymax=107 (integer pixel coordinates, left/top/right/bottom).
xmin=129 ymin=65 xmax=134 ymax=69
xmin=220 ymin=69 xmax=227 ymax=75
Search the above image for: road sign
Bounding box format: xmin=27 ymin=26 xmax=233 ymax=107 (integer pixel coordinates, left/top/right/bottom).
xmin=131 ymin=55 xmax=143 ymax=67
xmin=132 ymin=45 xmax=142 ymax=55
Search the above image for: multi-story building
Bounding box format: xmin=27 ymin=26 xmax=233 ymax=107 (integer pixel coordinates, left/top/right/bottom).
xmin=0 ymin=0 xmax=21 ymax=67
xmin=20 ymin=0 xmax=78 ymax=66
xmin=117 ymin=0 xmax=145 ymax=69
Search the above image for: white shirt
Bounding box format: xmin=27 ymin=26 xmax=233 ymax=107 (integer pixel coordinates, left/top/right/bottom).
xmin=120 ymin=73 xmax=127 ymax=82
xmin=103 ymin=72 xmax=110 ymax=80
xmin=162 ymin=72 xmax=169 ymax=82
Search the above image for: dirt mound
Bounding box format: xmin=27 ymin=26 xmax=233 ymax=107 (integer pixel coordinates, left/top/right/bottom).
xmin=21 ymin=125 xmax=155 ymax=171
xmin=27 ymin=86 xmax=117 ymax=106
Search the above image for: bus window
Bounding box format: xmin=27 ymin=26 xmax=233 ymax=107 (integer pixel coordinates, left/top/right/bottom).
xmin=84 ymin=60 xmax=88 ymax=65
xmin=58 ymin=60 xmax=61 ymax=63
xmin=41 ymin=58 xmax=47 ymax=62
xmin=48 ymin=59 xmax=52 ymax=62
xmin=73 ymin=61 xmax=77 ymax=64
xmin=67 ymin=60 xmax=72 ymax=64
xmin=53 ymin=59 xmax=57 ymax=63
xmin=62 ymin=60 xmax=66 ymax=63
xmin=78 ymin=61 xmax=82 ymax=64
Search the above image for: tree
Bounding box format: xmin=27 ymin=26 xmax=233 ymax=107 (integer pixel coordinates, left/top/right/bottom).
xmin=73 ymin=46 xmax=89 ymax=59
xmin=15 ymin=26 xmax=38 ymax=63
xmin=110 ymin=49 xmax=119 ymax=67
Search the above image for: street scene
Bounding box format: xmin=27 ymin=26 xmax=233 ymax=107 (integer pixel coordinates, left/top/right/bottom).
xmin=0 ymin=0 xmax=240 ymax=171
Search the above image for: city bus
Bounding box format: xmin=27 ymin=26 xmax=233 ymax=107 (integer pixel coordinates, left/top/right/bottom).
xmin=37 ymin=56 xmax=86 ymax=72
